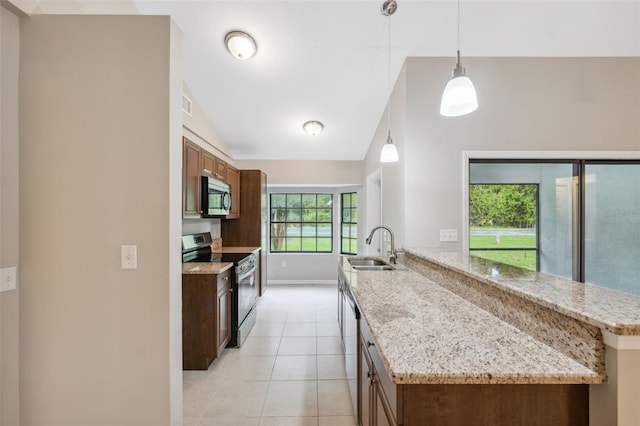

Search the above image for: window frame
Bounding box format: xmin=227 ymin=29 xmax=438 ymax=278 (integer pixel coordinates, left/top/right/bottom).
xmin=340 ymin=192 xmax=358 ymax=255
xmin=269 ymin=192 xmax=333 ymax=253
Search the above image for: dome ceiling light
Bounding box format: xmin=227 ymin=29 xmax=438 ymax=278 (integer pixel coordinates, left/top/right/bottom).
xmin=303 ymin=121 xmax=324 ymax=136
xmin=224 ymin=30 xmax=257 ymax=60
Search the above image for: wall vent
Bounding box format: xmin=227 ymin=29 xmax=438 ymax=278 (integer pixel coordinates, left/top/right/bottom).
xmin=182 ymin=94 xmax=193 ymax=116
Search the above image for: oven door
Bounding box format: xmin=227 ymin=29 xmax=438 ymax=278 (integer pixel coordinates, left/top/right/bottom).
xmin=237 ymin=263 xmax=257 ymax=324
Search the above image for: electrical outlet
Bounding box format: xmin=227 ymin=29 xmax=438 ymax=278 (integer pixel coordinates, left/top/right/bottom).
xmin=281 ymin=260 xmax=287 ymax=268
xmin=121 ymin=245 xmax=138 ymax=270
xmin=439 ymin=229 xmax=458 ymax=242
xmin=0 ymin=267 xmax=17 ymax=292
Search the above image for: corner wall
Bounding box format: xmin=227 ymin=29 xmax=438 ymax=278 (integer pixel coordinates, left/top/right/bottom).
xmin=19 ymin=15 xmax=182 ymax=425
xmin=0 ymin=5 xmax=21 ymax=426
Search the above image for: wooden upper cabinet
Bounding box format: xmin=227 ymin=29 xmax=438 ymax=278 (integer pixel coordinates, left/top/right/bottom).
xmin=226 ymin=165 xmax=240 ymax=219
xmin=202 ymin=150 xmax=216 ymax=177
xmin=183 ymin=137 xmax=202 ymax=218
xmin=214 ymin=157 xmax=227 ymax=182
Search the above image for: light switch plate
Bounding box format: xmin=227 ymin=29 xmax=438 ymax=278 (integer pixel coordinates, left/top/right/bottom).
xmin=0 ymin=267 xmax=17 ymax=292
xmin=121 ymin=245 xmax=138 ymax=270
xmin=440 ymin=229 xmax=458 ymax=242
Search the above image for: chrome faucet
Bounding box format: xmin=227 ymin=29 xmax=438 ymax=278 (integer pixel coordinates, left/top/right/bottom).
xmin=365 ymin=225 xmax=397 ymax=264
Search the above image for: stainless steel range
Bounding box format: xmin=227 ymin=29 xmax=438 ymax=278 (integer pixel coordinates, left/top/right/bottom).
xmin=182 ymin=232 xmax=258 ymax=347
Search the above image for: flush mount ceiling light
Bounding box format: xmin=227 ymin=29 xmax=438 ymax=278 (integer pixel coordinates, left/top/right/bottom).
xmin=303 ymin=120 xmax=324 ymax=136
xmin=224 ymin=31 xmax=257 ymax=60
xmin=440 ymin=0 xmax=478 ymax=117
xmin=380 ymin=0 xmax=399 ymax=163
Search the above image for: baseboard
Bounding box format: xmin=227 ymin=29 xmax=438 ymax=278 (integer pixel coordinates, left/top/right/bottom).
xmin=267 ymin=280 xmax=338 ymax=285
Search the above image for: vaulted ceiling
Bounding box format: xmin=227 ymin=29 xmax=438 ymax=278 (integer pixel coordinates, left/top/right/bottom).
xmin=23 ymin=1 xmax=640 ymax=160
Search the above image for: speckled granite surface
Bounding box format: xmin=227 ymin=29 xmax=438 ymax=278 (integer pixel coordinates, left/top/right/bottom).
xmin=182 ymin=262 xmax=233 ymax=275
xmin=405 ymin=249 xmax=640 ymax=336
xmin=340 ymin=256 xmax=603 ymax=385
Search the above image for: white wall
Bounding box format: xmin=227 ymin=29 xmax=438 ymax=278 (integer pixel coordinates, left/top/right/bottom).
xmin=236 ymin=160 xmax=364 ymax=186
xmin=19 ymin=15 xmax=182 ymax=425
xmin=365 ymin=57 xmax=640 ymax=251
xmin=0 ymin=5 xmax=21 ymax=426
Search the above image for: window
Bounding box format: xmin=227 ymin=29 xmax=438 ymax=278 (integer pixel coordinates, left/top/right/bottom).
xmin=341 ymin=192 xmax=358 ymax=254
xmin=469 ymin=184 xmax=539 ymax=271
xmin=270 ymin=193 xmax=333 ymax=253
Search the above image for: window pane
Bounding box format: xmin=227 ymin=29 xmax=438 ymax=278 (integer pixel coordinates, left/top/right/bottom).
xmin=342 ymin=239 xmax=350 ymax=253
xmin=317 ymin=194 xmax=332 ymax=208
xmin=301 ymin=194 xmax=316 ymax=208
xmin=286 ymin=223 xmax=301 ymax=237
xmin=271 ymin=194 xmax=286 ymax=208
xmin=349 ymin=239 xmax=357 ymax=254
xmin=287 ymin=194 xmax=301 ymax=208
xmin=286 ymin=238 xmax=301 ymax=251
xmin=350 ymin=224 xmax=357 ymax=238
xmin=471 ymin=250 xmax=537 ymax=271
xmin=302 ymin=224 xmax=316 ymax=236
xmin=317 ymin=209 xmax=332 ymax=222
xmin=317 ymin=238 xmax=332 ymax=252
xmin=287 ymin=209 xmax=301 ymax=222
xmin=585 ymin=163 xmax=640 ymax=296
xmin=318 ymin=223 xmax=331 ymax=238
xmin=343 ymin=194 xmax=351 ymax=208
xmin=271 ymin=208 xmax=286 ymax=222
xmin=342 ymin=223 xmax=350 ymax=236
xmin=342 ymin=209 xmax=351 ymax=222
xmin=302 ymin=208 xmax=317 ymax=222
xmin=301 ymin=238 xmax=316 ymax=252
xmin=351 ymin=193 xmax=357 ymax=208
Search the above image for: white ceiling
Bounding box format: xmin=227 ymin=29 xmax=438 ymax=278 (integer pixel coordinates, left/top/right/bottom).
xmin=25 ymin=1 xmax=640 ymax=160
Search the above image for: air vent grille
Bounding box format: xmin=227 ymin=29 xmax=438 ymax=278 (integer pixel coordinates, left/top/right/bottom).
xmin=182 ymin=94 xmax=192 ymax=116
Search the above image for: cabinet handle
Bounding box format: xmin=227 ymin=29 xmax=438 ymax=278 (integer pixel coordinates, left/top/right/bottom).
xmin=223 ymin=276 xmax=229 ymax=281
xmin=367 ymin=341 xmax=375 ymax=348
xmin=203 ymin=168 xmax=212 ymax=174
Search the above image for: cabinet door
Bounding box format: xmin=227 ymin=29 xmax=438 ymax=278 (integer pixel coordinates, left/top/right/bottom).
xmin=202 ymin=150 xmax=215 ymax=177
xmin=183 ymin=138 xmax=202 ymax=218
xmin=375 ymin=384 xmax=394 ymax=426
xmin=360 ymin=338 xmax=373 ymax=426
xmin=214 ymin=156 xmax=227 ymax=181
xmin=226 ymin=165 xmax=240 ymax=219
xmin=216 ymin=270 xmax=232 ymax=356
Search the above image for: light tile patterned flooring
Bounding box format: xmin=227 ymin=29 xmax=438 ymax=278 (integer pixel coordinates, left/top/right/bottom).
xmin=183 ymin=284 xmax=357 ymax=426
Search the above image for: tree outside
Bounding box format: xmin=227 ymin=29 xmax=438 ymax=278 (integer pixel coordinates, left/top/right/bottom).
xmin=469 ymin=184 xmax=538 ymax=271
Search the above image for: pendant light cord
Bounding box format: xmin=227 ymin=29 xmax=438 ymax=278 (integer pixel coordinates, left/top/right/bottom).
xmin=387 ymin=11 xmax=392 ymax=140
xmin=457 ymin=0 xmax=460 ymax=52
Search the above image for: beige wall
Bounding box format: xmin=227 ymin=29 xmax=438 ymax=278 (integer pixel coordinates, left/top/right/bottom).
xmin=236 ymin=160 xmax=364 ymax=185
xmin=0 ymin=5 xmax=20 ymax=426
xmin=19 ymin=15 xmax=182 ymax=425
xmin=365 ymin=57 xmax=640 ymax=250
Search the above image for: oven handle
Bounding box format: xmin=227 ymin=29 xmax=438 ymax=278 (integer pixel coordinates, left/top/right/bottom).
xmin=237 ymin=266 xmax=257 ymax=284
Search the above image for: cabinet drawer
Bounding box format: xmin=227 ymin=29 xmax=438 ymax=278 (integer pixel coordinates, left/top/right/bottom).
xmin=360 ymin=316 xmax=400 ymax=423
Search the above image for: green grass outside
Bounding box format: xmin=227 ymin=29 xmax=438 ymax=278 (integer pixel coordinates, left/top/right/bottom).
xmin=470 ymin=234 xmax=537 ymax=271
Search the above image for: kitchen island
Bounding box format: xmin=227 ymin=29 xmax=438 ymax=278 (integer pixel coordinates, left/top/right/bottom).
xmin=338 ymin=250 xmax=635 ymax=425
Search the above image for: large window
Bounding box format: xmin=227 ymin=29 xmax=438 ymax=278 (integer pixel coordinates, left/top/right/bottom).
xmin=270 ymin=193 xmax=333 ymax=253
xmin=469 ymin=184 xmax=538 ymax=271
xmin=341 ymin=192 xmax=358 ymax=254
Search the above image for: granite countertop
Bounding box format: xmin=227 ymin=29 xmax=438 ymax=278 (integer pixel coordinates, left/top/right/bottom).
xmin=182 ymin=262 xmax=233 ymax=275
xmin=405 ymin=248 xmax=640 ymax=336
xmin=339 ymin=256 xmax=603 ymax=385
xmin=215 ymin=246 xmax=261 ymax=254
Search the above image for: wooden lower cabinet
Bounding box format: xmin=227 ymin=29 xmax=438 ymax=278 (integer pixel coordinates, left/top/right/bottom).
xmin=358 ymin=316 xmax=589 ymax=426
xmin=182 ymin=268 xmax=232 ymax=370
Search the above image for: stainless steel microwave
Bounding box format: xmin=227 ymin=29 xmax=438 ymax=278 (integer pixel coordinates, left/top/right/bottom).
xmin=201 ymin=176 xmax=231 ymax=217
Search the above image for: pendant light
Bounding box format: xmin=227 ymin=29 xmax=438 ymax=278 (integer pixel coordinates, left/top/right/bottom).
xmin=440 ymin=0 xmax=478 ymax=117
xmin=380 ymin=0 xmax=399 ymax=163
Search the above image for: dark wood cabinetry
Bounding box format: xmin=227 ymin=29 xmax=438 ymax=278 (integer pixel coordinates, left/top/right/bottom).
xmin=182 ymin=268 xmax=232 ymax=370
xmin=182 ymin=137 xmax=241 ymax=219
xmin=221 ymin=170 xmax=267 ymax=294
xmin=225 ymin=165 xmax=240 ymax=219
xmin=357 ymin=314 xmax=588 ymax=426
xmin=182 ymin=138 xmax=202 ymax=218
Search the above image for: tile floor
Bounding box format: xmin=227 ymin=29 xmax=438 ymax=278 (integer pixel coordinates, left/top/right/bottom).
xmin=183 ymin=284 xmax=356 ymax=426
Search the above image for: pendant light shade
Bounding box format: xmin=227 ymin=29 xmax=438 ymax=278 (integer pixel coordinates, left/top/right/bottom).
xmin=440 ymin=0 xmax=478 ymax=117
xmin=380 ymin=132 xmax=399 ymax=163
xmin=440 ymin=51 xmax=478 ymax=117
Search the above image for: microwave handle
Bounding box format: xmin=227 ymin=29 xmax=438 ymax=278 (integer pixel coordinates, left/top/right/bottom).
xmin=223 ymin=192 xmax=232 ymax=211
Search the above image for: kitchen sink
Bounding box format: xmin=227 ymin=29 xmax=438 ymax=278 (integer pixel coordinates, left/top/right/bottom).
xmin=347 ymin=257 xmax=395 ymax=271
xmin=351 ymin=265 xmax=395 ymax=271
